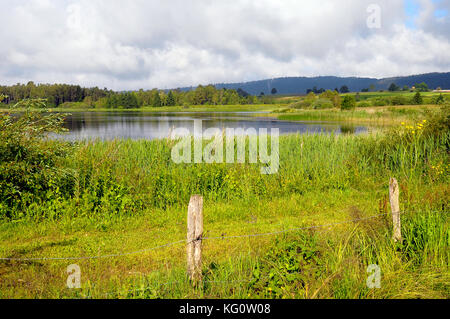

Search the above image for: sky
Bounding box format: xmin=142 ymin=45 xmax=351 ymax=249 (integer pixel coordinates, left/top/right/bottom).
xmin=0 ymin=0 xmax=449 ymax=90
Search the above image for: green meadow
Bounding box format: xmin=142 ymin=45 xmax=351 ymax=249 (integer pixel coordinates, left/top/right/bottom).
xmin=0 ymin=99 xmax=448 ymax=299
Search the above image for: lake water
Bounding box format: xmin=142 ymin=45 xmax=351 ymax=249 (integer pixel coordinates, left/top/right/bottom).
xmin=58 ymin=112 xmax=369 ymax=140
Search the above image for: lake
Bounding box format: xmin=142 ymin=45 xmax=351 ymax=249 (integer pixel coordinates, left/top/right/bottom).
xmin=58 ymin=111 xmax=369 ymax=140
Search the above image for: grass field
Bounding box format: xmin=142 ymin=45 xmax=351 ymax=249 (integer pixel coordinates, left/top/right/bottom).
xmin=276 ymin=105 xmax=443 ymax=125
xmin=0 ymin=107 xmax=448 ymax=298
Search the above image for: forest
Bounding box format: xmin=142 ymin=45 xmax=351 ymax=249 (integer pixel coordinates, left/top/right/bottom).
xmin=0 ymin=82 xmax=265 ymax=109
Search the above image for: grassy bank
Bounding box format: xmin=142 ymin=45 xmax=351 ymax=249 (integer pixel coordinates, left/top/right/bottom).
xmin=276 ymin=105 xmax=443 ymax=125
xmin=0 ymin=109 xmax=448 ymax=298
xmin=0 ymin=104 xmax=284 ymax=114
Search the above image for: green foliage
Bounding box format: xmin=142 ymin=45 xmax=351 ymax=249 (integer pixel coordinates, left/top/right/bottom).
xmin=106 ymin=92 xmax=139 ymax=109
xmin=0 ymin=82 xmax=109 ymax=107
xmin=166 ymin=91 xmax=176 ymax=106
xmin=152 ymin=91 xmax=162 ymax=107
xmin=415 ymin=82 xmax=429 ymax=92
xmin=401 ymin=211 xmax=449 ymax=266
xmin=357 ymin=101 xmax=371 ymax=107
xmin=0 ymin=100 xmax=73 ymax=218
xmin=388 ymin=83 xmax=400 ymax=92
xmin=433 ymin=94 xmax=445 ymax=105
xmin=412 ymin=92 xmax=423 ymax=105
xmin=250 ymin=233 xmax=322 ymax=298
xmin=319 ymin=90 xmax=341 ymax=108
xmin=340 ymin=85 xmax=350 ymax=93
xmin=341 ymin=95 xmax=356 ymax=110
xmin=312 ymin=98 xmax=334 ymax=110
xmin=373 ymin=97 xmax=389 ymax=106
xmin=1 ymin=107 xmax=449 ymax=298
xmin=390 ymin=96 xmax=408 ymax=105
xmin=0 ymin=83 xmax=264 ymax=110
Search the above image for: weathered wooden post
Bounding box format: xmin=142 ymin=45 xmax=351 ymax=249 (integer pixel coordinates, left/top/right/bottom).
xmin=187 ymin=195 xmax=203 ymax=285
xmin=389 ymin=178 xmax=402 ymax=242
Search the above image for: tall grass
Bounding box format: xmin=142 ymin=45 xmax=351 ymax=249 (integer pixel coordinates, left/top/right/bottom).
xmin=0 ymin=111 xmax=448 ymax=299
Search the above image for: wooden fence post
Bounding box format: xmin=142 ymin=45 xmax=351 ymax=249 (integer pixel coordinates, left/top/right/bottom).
xmin=389 ymin=178 xmax=402 ymax=243
xmin=187 ymin=195 xmax=203 ymax=285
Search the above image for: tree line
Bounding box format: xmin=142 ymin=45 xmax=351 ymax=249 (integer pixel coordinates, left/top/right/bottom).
xmin=0 ymin=82 xmax=267 ymax=109
xmin=0 ymin=82 xmax=110 ymax=107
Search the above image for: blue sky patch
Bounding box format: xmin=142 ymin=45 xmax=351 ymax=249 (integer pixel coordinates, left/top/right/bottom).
xmin=405 ymin=0 xmax=420 ymax=29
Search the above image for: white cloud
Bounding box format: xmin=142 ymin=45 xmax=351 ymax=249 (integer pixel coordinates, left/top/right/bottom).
xmin=0 ymin=0 xmax=449 ymax=90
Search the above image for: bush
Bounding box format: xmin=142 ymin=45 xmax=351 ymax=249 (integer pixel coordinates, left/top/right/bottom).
xmin=291 ymin=100 xmax=313 ymax=109
xmin=412 ymin=92 xmax=423 ymax=105
xmin=341 ymin=96 xmax=356 ymax=110
xmin=433 ymin=94 xmax=445 ymax=105
xmin=319 ymin=90 xmax=341 ymax=108
xmin=372 ymin=98 xmax=389 ymax=106
xmin=357 ymin=101 xmax=371 ymax=108
xmin=390 ymin=96 xmax=408 ymax=105
xmin=0 ymin=99 xmax=74 ymax=218
xmin=312 ymin=98 xmax=334 ymax=109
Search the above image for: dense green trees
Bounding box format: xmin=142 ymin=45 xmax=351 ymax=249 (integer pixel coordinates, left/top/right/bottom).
xmin=106 ymin=92 xmax=139 ymax=109
xmin=414 ymin=82 xmax=429 ymax=92
xmin=388 ymin=83 xmax=400 ymax=92
xmin=0 ymin=82 xmax=110 ymax=107
xmin=341 ymin=95 xmax=356 ymax=110
xmin=340 ymin=85 xmax=350 ymax=93
xmin=412 ymin=92 xmax=423 ymax=105
xmin=166 ymin=91 xmax=176 ymax=106
xmin=0 ymin=83 xmax=263 ymax=109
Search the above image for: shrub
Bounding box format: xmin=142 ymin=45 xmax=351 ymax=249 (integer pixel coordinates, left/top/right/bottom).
xmin=372 ymin=98 xmax=389 ymax=106
xmin=412 ymin=92 xmax=423 ymax=105
xmin=390 ymin=96 xmax=408 ymax=105
xmin=357 ymin=101 xmax=371 ymax=108
xmin=0 ymin=99 xmax=73 ymax=218
xmin=291 ymin=100 xmax=313 ymax=109
xmin=433 ymin=94 xmax=445 ymax=105
xmin=249 ymin=233 xmax=322 ymax=298
xmin=341 ymin=96 xmax=356 ymax=110
xmin=319 ymin=90 xmax=341 ymax=108
xmin=312 ymin=98 xmax=334 ymax=109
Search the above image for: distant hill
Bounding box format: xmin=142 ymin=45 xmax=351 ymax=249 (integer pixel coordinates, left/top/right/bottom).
xmin=177 ymin=72 xmax=450 ymax=95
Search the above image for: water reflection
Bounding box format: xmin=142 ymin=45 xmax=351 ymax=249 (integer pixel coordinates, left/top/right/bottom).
xmin=56 ymin=112 xmax=369 ymax=141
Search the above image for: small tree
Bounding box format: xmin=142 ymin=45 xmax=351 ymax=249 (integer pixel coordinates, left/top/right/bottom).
xmin=388 ymin=83 xmax=399 ymax=92
xmin=319 ymin=90 xmax=341 ymax=108
xmin=271 ymin=88 xmax=278 ymax=95
xmin=166 ymin=91 xmax=176 ymax=106
xmin=340 ymin=85 xmax=350 ymax=93
xmin=412 ymin=92 xmax=423 ymax=105
xmin=341 ymin=95 xmax=356 ymax=110
xmin=434 ymin=94 xmax=445 ymax=105
xmin=0 ymin=99 xmax=71 ymax=216
xmin=152 ymin=91 xmax=162 ymax=107
xmin=415 ymin=82 xmax=429 ymax=92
